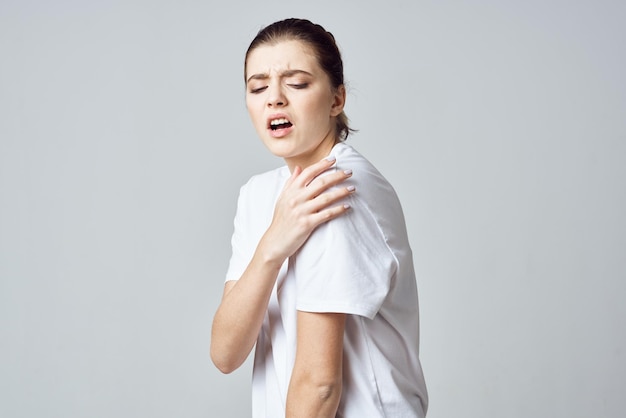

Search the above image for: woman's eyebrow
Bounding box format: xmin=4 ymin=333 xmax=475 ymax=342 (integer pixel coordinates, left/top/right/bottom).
xmin=281 ymin=69 xmax=313 ymax=78
xmin=246 ymin=69 xmax=313 ymax=84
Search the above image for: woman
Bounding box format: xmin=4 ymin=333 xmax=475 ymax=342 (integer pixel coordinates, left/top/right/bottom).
xmin=211 ymin=18 xmax=428 ymax=417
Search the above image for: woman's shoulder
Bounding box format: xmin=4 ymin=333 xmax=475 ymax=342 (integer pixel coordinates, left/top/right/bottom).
xmin=333 ymin=142 xmax=395 ymax=194
xmin=334 ymin=142 xmax=386 ymax=177
xmin=332 ymin=142 xmax=410 ymax=246
xmin=332 ymin=141 xmax=369 ymax=165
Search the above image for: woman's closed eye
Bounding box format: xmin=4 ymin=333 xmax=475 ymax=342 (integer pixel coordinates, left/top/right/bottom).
xmin=288 ymin=83 xmax=309 ymax=89
xmin=249 ymin=86 xmax=268 ymax=94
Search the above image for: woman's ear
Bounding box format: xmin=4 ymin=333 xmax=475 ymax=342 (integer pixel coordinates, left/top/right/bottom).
xmin=330 ymin=85 xmax=346 ymax=117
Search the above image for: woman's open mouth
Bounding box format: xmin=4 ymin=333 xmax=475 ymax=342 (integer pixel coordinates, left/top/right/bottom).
xmin=268 ymin=117 xmax=293 ymax=137
xmin=269 ymin=117 xmax=293 ymax=130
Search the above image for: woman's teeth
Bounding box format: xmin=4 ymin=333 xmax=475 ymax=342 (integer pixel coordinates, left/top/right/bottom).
xmin=270 ymin=118 xmax=292 ymax=130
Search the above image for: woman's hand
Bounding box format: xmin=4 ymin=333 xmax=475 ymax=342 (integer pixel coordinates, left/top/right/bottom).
xmin=259 ymin=155 xmax=355 ymax=266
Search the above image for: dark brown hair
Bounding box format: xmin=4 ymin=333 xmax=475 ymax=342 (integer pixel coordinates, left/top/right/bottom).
xmin=245 ymin=18 xmax=354 ymax=141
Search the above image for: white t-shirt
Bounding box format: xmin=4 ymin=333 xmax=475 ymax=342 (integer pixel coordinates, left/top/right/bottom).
xmin=225 ymin=142 xmax=428 ymax=417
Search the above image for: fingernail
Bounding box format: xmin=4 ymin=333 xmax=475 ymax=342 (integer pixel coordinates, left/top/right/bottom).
xmin=347 ymin=185 xmax=356 ymax=192
xmin=343 ymin=203 xmax=351 ymax=209
xmin=325 ymin=156 xmax=336 ymax=162
xmin=344 ymin=169 xmax=352 ymax=176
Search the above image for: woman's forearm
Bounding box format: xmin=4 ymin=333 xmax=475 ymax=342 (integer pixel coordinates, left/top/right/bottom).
xmin=285 ymin=311 xmax=345 ymax=417
xmin=210 ymin=237 xmax=284 ymax=373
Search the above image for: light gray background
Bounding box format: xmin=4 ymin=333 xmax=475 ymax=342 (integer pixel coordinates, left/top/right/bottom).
xmin=1 ymin=0 xmax=624 ymax=417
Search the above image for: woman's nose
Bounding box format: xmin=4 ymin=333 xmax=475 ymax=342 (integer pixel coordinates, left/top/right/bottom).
xmin=267 ymin=84 xmax=287 ymax=107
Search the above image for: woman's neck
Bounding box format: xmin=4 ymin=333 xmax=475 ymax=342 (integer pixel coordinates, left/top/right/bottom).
xmin=285 ymin=136 xmax=339 ymax=173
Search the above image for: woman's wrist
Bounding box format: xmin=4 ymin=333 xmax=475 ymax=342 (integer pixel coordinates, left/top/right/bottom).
xmin=256 ymin=233 xmax=288 ymax=271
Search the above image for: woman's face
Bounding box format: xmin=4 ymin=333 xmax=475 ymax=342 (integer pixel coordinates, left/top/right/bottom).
xmin=245 ymin=40 xmax=345 ymax=169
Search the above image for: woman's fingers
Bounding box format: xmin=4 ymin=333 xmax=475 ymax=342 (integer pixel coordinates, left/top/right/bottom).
xmin=306 ymin=183 xmax=356 ymax=214
xmin=309 ymin=199 xmax=353 ymax=226
xmin=267 ymin=156 xmax=355 ymax=260
xmin=285 ymin=155 xmax=353 ymax=203
xmin=280 ymin=153 xmax=355 ymax=219
xmin=293 ymin=156 xmax=338 ymax=188
xmin=284 ymin=165 xmax=303 ymax=188
xmin=304 ymin=168 xmax=353 ymax=200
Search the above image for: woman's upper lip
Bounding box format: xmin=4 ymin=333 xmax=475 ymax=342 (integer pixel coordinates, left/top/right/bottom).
xmin=266 ymin=113 xmax=291 ymax=128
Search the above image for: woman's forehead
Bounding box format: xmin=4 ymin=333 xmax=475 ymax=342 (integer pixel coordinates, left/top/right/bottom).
xmin=246 ymin=40 xmax=319 ymax=74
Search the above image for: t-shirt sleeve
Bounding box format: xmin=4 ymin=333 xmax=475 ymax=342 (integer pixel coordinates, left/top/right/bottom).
xmin=224 ymin=184 xmax=251 ymax=283
xmin=293 ymin=203 xmax=397 ymax=319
